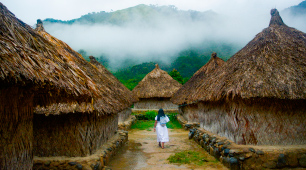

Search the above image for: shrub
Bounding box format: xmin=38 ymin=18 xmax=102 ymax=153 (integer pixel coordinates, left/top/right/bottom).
xmin=144 ymin=110 xmax=158 ymax=120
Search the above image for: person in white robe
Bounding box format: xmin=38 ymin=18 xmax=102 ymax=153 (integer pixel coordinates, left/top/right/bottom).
xmin=153 ymin=108 xmax=170 ymax=149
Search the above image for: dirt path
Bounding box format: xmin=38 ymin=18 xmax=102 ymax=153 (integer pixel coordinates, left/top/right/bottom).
xmin=107 ymin=128 xmax=228 ymax=170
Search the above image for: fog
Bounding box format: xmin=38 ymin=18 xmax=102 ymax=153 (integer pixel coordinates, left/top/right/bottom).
xmin=41 ymin=4 xmax=306 ymax=69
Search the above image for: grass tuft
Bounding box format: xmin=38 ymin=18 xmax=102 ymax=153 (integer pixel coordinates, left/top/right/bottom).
xmin=167 ymin=151 xmax=210 ymax=166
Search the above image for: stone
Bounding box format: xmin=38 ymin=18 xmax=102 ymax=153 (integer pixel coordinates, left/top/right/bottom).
xmin=76 ymin=163 xmax=83 ymax=170
xmin=68 ymin=162 xmax=77 ymax=166
xmin=223 ymin=149 xmax=230 ymax=156
xmin=230 ymin=157 xmax=238 ymax=164
xmin=200 ymin=140 xmax=204 ymax=148
xmin=299 ymin=154 xmax=306 ymax=167
xmin=230 ymin=157 xmax=239 ymax=170
xmin=185 ymin=124 xmax=192 ymax=128
xmin=245 ymin=152 xmax=253 ymax=158
xmin=276 ymin=154 xmax=286 ymax=168
xmin=249 ymin=148 xmax=255 ymax=152
xmin=287 ymin=152 xmax=298 ymax=167
xmin=217 ymin=141 xmax=224 ymax=145
xmin=214 ymin=147 xmax=221 ymax=159
xmin=94 ymin=162 xmax=102 ymax=170
xmin=188 ymin=131 xmax=195 ymax=139
xmin=239 ymin=157 xmax=245 ymax=161
xmin=256 ymin=150 xmax=264 ymax=155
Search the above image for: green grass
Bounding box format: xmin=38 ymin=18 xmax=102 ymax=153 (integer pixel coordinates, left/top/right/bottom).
xmin=130 ymin=119 xmax=182 ymax=130
xmin=167 ymin=151 xmax=209 ymax=166
xmin=130 ymin=120 xmax=155 ymax=130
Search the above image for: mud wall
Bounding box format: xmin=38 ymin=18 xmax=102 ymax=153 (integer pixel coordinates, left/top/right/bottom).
xmin=0 ymin=87 xmax=34 ymax=170
xmin=118 ymin=108 xmax=132 ymax=123
xmin=134 ymin=97 xmax=178 ymax=110
xmin=33 ymin=112 xmax=118 ymax=157
xmin=180 ymin=99 xmax=306 ymax=145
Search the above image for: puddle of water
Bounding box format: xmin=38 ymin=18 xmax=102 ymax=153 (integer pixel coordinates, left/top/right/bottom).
xmin=107 ymin=139 xmax=149 ymax=170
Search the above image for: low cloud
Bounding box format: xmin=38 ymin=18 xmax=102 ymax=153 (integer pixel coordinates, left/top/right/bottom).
xmin=43 ymin=4 xmax=306 ymax=69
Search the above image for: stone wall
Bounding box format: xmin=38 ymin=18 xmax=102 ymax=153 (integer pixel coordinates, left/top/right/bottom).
xmin=134 ymin=97 xmax=178 ymax=110
xmin=33 ymin=130 xmax=128 ymax=170
xmin=180 ymin=99 xmax=306 ymax=145
xmin=178 ymin=116 xmax=306 ymax=169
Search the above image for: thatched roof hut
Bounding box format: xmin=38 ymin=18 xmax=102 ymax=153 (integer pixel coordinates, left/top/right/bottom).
xmin=133 ymin=64 xmax=182 ymax=98
xmin=33 ymin=21 xmax=137 ymax=157
xmin=187 ymin=9 xmax=306 ymax=103
xmin=0 ymin=2 xmax=100 ymax=169
xmin=171 ymin=52 xmax=225 ymax=105
xmin=175 ymin=9 xmax=306 ymax=145
xmin=132 ymin=64 xmax=182 ymax=110
xmin=34 ymin=21 xmax=137 ymax=115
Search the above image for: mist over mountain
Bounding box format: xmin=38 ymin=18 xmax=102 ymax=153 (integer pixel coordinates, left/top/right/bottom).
xmin=42 ymin=5 xmax=244 ymax=70
xmin=42 ymin=3 xmax=306 ymax=71
xmin=281 ymin=0 xmax=306 ymax=32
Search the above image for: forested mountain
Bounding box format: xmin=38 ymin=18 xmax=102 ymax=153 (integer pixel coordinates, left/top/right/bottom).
xmin=41 ymin=3 xmax=306 ymax=90
xmin=44 ymin=4 xmax=217 ymax=26
xmin=282 ymin=0 xmax=306 ymax=16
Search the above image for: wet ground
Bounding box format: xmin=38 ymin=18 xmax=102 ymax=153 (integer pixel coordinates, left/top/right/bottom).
xmin=107 ymin=128 xmax=228 ymax=170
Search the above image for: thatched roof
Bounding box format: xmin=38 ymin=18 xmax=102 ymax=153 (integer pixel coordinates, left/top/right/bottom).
xmin=181 ymin=9 xmax=306 ymax=103
xmin=0 ymin=3 xmax=97 ymax=105
xmin=34 ymin=21 xmax=137 ymax=115
xmin=132 ymin=64 xmax=182 ymax=99
xmin=171 ymin=53 xmax=225 ymax=104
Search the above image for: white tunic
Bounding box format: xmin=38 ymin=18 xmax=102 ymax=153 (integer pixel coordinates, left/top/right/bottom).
xmin=155 ymin=116 xmax=170 ymax=142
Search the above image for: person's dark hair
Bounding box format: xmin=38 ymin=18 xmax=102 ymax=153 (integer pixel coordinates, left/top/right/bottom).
xmin=157 ymin=108 xmax=165 ymax=121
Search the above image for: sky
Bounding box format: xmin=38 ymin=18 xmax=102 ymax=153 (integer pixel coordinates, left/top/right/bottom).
xmin=2 ymin=0 xmax=303 ymax=26
xmin=1 ymin=0 xmax=305 ymax=69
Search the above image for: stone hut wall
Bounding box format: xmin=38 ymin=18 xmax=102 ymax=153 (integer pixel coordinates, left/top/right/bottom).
xmin=134 ymin=97 xmax=178 ymax=110
xmin=33 ymin=112 xmax=118 ymax=157
xmin=180 ymin=99 xmax=306 ymax=145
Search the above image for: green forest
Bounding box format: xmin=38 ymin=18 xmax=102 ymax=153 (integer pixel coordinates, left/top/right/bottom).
xmin=80 ymin=48 xmax=229 ymax=90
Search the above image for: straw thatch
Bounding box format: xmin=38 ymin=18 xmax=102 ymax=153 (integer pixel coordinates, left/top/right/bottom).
xmin=132 ymin=64 xmax=182 ymax=99
xmin=89 ymin=56 xmax=138 ymax=105
xmin=171 ymin=53 xmax=225 ymax=105
xmin=0 ymin=3 xmax=100 ymax=169
xmin=176 ymin=9 xmax=306 ymax=145
xmin=0 ymin=3 xmax=99 ymax=105
xmin=185 ymin=9 xmax=306 ymax=103
xmin=34 ymin=21 xmax=137 ymax=115
xmin=32 ymin=22 xmax=137 ymax=157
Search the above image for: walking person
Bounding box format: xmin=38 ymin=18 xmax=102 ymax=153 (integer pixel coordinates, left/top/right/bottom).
xmin=154 ymin=108 xmax=170 ymax=149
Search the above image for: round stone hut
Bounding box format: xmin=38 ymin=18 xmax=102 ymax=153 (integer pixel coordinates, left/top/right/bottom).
xmin=132 ymin=64 xmax=182 ymax=111
xmin=33 ymin=21 xmax=137 ymax=157
xmin=172 ymin=9 xmax=306 ymax=145
xmin=0 ymin=3 xmax=101 ymax=169
xmin=171 ymin=52 xmax=225 ymax=123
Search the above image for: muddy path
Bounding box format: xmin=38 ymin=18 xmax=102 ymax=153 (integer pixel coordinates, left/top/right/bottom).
xmin=107 ymin=128 xmax=228 ymax=170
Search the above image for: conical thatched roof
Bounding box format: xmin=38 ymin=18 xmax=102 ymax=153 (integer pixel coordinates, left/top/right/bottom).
xmin=0 ymin=3 xmax=97 ymax=105
xmin=34 ymin=21 xmax=136 ymax=115
xmin=171 ymin=53 xmax=225 ymax=104
xmin=184 ymin=9 xmax=306 ymax=103
xmin=132 ymin=64 xmax=182 ymax=99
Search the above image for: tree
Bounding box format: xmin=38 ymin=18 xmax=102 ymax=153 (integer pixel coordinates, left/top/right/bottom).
xmin=169 ymin=69 xmax=184 ymax=84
